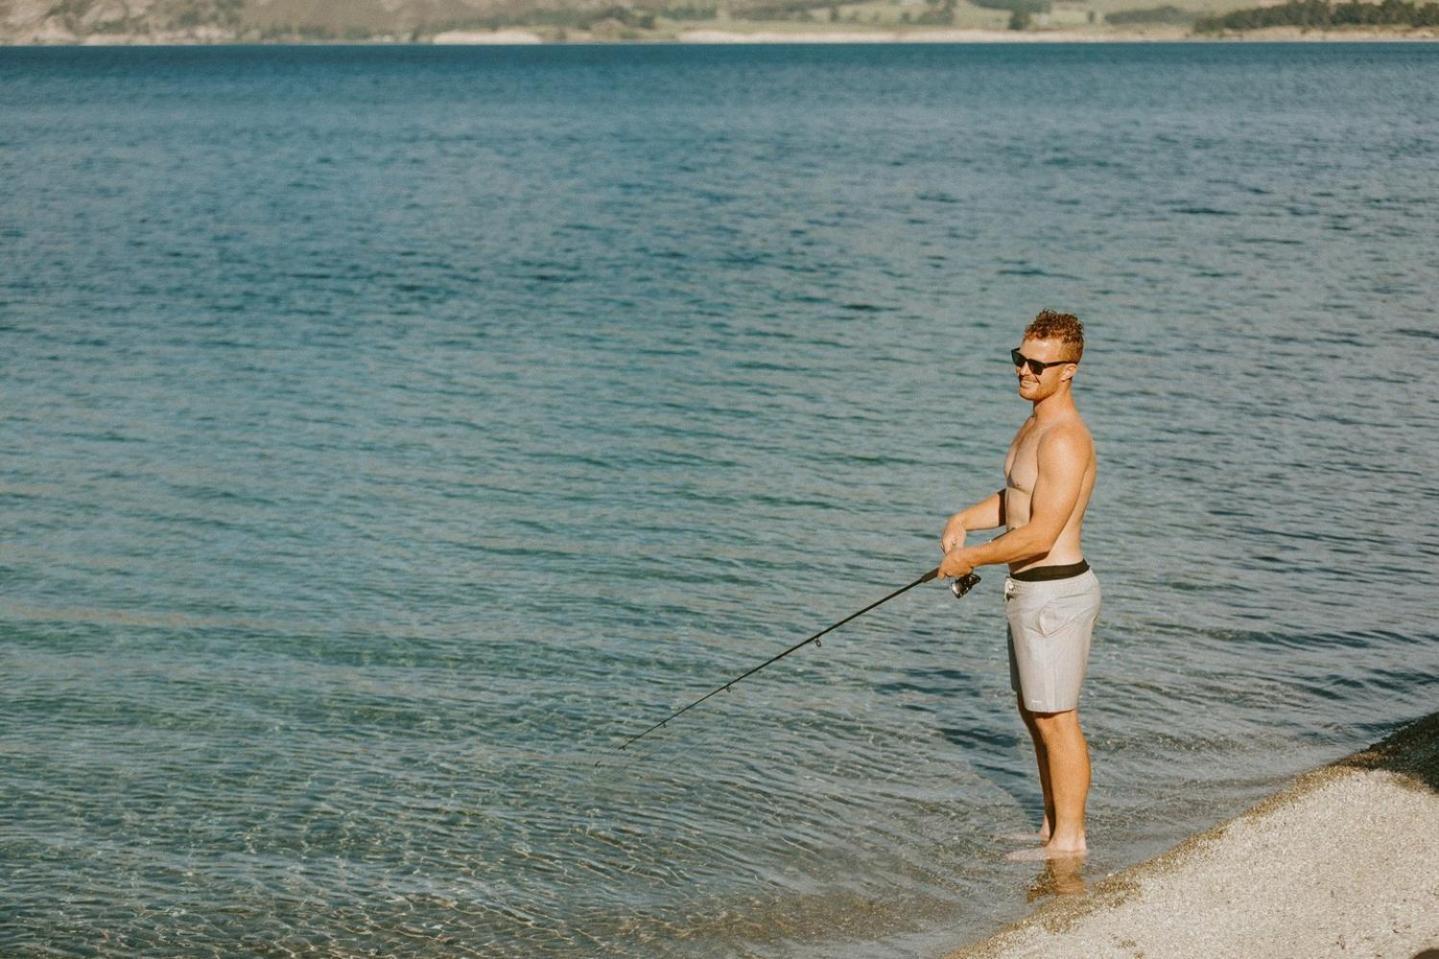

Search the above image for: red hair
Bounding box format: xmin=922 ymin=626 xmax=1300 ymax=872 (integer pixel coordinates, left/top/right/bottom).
xmin=1024 ymin=309 xmax=1084 ymax=361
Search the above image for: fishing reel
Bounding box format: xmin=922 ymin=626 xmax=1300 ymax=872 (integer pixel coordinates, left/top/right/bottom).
xmin=950 ymin=572 xmax=981 ymax=599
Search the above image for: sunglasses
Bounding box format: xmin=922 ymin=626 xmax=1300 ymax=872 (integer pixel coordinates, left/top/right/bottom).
xmin=1011 ymin=348 xmax=1078 ymax=375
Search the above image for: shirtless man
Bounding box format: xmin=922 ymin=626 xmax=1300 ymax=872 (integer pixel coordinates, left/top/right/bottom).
xmin=937 ymin=309 xmax=1100 ymax=860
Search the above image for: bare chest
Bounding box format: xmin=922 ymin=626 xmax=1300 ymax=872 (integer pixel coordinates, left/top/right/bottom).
xmin=1004 ymin=420 xmax=1042 ymax=494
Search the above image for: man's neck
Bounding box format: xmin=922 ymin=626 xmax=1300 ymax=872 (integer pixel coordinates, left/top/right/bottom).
xmin=1031 ymin=386 xmax=1077 ymax=422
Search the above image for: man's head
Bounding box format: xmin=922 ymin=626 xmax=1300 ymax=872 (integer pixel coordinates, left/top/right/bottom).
xmin=1014 ymin=309 xmax=1083 ymax=401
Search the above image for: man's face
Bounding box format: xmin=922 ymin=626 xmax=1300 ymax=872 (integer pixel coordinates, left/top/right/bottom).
xmin=1013 ymin=336 xmax=1078 ymax=401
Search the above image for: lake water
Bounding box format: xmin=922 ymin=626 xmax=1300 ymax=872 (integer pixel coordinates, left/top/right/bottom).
xmin=2 ymin=40 xmax=1437 ymax=958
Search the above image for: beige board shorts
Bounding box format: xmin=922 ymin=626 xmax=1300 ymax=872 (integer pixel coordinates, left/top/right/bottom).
xmin=1005 ymin=568 xmax=1101 ymax=713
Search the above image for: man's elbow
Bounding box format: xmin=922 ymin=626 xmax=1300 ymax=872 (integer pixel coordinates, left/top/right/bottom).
xmin=1024 ymin=525 xmax=1063 ymax=556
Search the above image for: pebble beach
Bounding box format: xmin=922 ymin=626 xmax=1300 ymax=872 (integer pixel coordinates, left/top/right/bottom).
xmin=948 ymin=712 xmax=1439 ymax=959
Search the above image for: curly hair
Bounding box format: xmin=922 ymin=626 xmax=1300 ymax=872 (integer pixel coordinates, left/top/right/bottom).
xmin=1024 ymin=309 xmax=1084 ymax=361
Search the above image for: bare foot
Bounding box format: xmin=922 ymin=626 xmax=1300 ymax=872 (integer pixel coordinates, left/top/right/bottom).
xmin=1005 ymin=841 xmax=1087 ymax=862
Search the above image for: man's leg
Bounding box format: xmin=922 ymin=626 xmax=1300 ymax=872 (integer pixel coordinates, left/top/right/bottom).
xmin=1017 ymin=696 xmax=1055 ymax=840
xmin=1030 ymin=707 xmax=1089 ymax=853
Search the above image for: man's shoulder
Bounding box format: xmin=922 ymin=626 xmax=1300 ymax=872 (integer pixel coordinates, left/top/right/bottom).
xmin=1037 ymin=416 xmax=1093 ymax=456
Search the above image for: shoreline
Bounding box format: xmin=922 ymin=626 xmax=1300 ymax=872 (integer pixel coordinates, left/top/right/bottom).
xmin=945 ymin=711 xmax=1439 ymax=959
xmin=3 ymin=27 xmax=1438 ymax=46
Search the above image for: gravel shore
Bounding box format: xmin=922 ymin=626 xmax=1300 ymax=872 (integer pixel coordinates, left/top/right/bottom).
xmin=947 ymin=712 xmax=1439 ymax=959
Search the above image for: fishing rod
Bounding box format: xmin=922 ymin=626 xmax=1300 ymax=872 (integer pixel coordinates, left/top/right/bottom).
xmin=615 ymin=566 xmax=982 ymax=753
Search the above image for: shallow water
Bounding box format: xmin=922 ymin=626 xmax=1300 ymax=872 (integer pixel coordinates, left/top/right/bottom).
xmin=2 ymin=41 xmax=1438 ymax=958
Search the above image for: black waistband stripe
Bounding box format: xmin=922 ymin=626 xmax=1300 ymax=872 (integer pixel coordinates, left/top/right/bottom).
xmin=1010 ymin=560 xmax=1090 ymax=582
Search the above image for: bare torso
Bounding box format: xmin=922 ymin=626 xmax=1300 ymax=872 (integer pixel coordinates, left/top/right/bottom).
xmin=1003 ymin=412 xmax=1096 ymax=575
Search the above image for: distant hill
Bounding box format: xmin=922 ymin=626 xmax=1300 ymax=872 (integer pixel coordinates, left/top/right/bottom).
xmin=3 ymin=0 xmax=1430 ymax=41
xmin=3 ymin=0 xmax=701 ymax=42
xmin=0 ymin=0 xmax=1154 ymax=42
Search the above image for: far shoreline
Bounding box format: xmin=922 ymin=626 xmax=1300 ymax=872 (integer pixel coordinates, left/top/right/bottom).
xmin=3 ymin=26 xmax=1439 ymax=46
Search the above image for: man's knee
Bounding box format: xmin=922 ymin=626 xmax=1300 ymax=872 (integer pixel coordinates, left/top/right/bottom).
xmin=1030 ymin=707 xmax=1079 ymax=737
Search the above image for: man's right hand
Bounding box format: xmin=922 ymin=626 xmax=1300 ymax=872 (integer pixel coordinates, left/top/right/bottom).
xmin=940 ymin=514 xmax=967 ymax=554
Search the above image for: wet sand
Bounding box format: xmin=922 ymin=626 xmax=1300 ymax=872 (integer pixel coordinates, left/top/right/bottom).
xmin=947 ymin=711 xmax=1439 ymax=959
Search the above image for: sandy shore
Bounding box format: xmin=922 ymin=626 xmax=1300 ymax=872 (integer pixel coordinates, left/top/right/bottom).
xmin=674 ymin=27 xmax=1439 ymax=42
xmin=431 ymin=30 xmax=544 ymax=44
xmin=947 ymin=711 xmax=1439 ymax=959
xmin=675 ymin=29 xmax=1142 ymax=43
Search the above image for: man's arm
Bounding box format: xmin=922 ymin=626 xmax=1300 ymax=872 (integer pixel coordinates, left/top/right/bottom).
xmin=940 ymin=490 xmax=1006 ymax=553
xmin=939 ymin=426 xmax=1087 ymax=576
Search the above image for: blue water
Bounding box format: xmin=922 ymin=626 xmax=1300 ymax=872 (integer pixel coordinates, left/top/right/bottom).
xmin=2 ymin=41 xmax=1438 ymax=958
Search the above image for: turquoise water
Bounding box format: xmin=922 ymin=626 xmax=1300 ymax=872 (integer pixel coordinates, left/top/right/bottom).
xmin=2 ymin=41 xmax=1438 ymax=957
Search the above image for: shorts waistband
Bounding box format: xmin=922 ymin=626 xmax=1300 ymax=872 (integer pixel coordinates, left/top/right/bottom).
xmin=1009 ymin=560 xmax=1090 ymax=582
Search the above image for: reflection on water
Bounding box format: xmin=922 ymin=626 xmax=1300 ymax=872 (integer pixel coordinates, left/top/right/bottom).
xmin=1026 ymin=858 xmax=1087 ymax=901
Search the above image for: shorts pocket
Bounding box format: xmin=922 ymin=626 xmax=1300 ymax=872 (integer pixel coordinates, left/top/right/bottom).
xmin=1037 ymin=595 xmax=1098 ymax=637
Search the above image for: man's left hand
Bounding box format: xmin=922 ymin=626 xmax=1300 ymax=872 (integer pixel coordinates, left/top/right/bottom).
xmin=938 ymin=548 xmax=973 ymax=579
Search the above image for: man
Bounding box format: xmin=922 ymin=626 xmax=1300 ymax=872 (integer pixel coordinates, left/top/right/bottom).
xmin=937 ymin=309 xmax=1100 ymax=861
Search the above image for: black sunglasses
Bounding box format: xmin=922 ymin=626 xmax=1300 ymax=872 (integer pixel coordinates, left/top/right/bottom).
xmin=1011 ymin=348 xmax=1078 ymax=375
